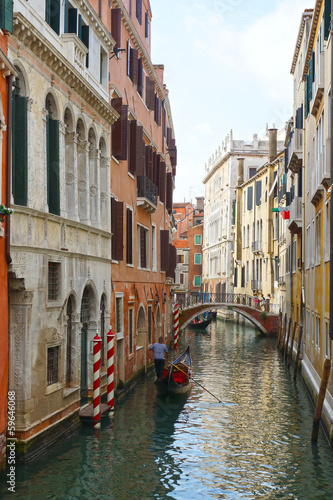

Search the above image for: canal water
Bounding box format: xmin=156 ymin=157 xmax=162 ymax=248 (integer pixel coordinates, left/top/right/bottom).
xmin=2 ymin=319 xmax=333 ymax=499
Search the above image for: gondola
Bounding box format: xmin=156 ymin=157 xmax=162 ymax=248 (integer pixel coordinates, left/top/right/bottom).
xmin=154 ymin=346 xmax=192 ymax=396
xmin=189 ymin=316 xmax=212 ymax=329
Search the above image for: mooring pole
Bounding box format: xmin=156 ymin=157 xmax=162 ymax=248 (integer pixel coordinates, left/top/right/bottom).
xmin=287 ymin=322 xmax=297 ymax=367
xmin=279 ymin=313 xmax=287 ymax=351
xmin=173 ymin=302 xmax=179 ymax=349
xmin=311 ymin=359 xmax=331 ymax=444
xmin=283 ymin=318 xmax=292 ymax=357
xmin=93 ymin=333 xmax=102 ymax=429
xmin=293 ymin=326 xmax=303 ymax=380
xmin=107 ymin=328 xmax=115 ymax=417
xmin=276 ymin=311 xmax=282 ymax=348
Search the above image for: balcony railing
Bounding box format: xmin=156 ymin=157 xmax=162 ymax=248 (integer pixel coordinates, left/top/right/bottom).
xmin=287 ymin=128 xmax=303 ymax=173
xmin=288 ymin=195 xmax=302 ymax=234
xmin=136 ymin=176 xmax=158 ymax=212
xmin=251 ymin=279 xmax=262 ymax=290
xmin=61 ymin=33 xmax=88 ymax=75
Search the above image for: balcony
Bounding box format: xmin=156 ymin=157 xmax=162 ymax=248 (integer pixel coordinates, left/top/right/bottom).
xmin=278 ymin=276 xmax=286 ymax=287
xmin=251 ymin=240 xmax=262 ymax=253
xmin=311 ymin=52 xmax=324 ymax=118
xmin=61 ymin=33 xmax=88 ymax=76
xmin=287 ymin=195 xmax=302 ymax=234
xmin=251 ymin=280 xmax=262 ymax=291
xmin=287 ymin=129 xmax=303 ymax=174
xmin=321 ymin=138 xmax=331 ymax=189
xmin=136 ymin=176 xmax=158 ymax=213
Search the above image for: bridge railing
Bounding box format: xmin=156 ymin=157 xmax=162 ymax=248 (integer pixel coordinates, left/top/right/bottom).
xmin=178 ymin=292 xmax=275 ymax=314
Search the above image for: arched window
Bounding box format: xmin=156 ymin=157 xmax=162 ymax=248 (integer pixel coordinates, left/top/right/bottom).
xmin=12 ymin=71 xmax=28 ymax=205
xmin=46 ymin=93 xmax=60 ymax=215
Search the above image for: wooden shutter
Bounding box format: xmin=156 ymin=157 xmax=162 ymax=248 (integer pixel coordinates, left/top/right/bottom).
xmin=12 ymin=94 xmax=28 ymax=206
xmin=166 ymin=172 xmax=173 ymax=213
xmin=136 ymin=125 xmax=144 ymax=175
xmin=160 ymin=230 xmax=169 ymax=271
xmin=154 ymin=95 xmax=161 ymax=125
xmin=155 ymin=152 xmax=160 ymax=188
xmin=146 ymin=145 xmax=153 ymax=182
xmin=256 ymin=181 xmax=262 ymax=206
xmin=159 ymin=160 xmax=166 ymax=202
xmin=162 ymin=103 xmax=166 ymax=137
xmin=167 ymin=128 xmax=172 ymax=148
xmin=126 ymin=208 xmax=133 ymax=264
xmin=247 ymin=186 xmax=253 ymax=210
xmin=81 ymin=25 xmax=89 ymax=67
xmin=137 ymin=58 xmax=143 ymax=96
xmin=111 ymin=97 xmax=128 ymax=161
xmin=47 ymin=118 xmax=60 ymax=215
xmin=68 ymin=8 xmax=77 ymax=33
xmin=111 ymin=199 xmax=124 ymax=261
xmin=129 ymin=47 xmax=138 ymax=84
xmin=129 ymin=120 xmax=137 ymax=174
xmin=111 ymin=8 xmax=122 ymax=48
xmin=145 ymin=76 xmax=155 ymax=110
xmin=136 ymin=0 xmax=142 ymax=24
xmin=140 ymin=226 xmax=146 ymax=268
xmin=167 ymin=244 xmax=176 ymax=279
xmin=145 ymin=11 xmax=149 ymax=38
xmin=64 ymin=0 xmax=69 ymax=33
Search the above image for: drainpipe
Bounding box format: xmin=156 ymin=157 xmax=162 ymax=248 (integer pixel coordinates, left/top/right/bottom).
xmin=5 ymin=74 xmax=13 ymax=265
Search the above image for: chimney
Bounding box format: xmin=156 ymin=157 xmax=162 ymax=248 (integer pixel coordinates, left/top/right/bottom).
xmin=237 ymin=158 xmax=244 ymax=186
xmin=196 ymin=196 xmax=204 ymax=211
xmin=268 ymin=128 xmax=277 ymax=163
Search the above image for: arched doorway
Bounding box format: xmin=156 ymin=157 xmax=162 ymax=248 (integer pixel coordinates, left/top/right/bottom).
xmin=136 ymin=305 xmax=147 ymax=372
xmin=80 ymin=286 xmax=96 ymax=401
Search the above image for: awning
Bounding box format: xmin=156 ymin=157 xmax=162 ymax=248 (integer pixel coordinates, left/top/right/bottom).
xmin=268 ymin=174 xmax=278 ymax=196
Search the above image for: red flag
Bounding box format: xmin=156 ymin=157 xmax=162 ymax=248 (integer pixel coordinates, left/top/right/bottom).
xmin=281 ymin=210 xmax=290 ymax=220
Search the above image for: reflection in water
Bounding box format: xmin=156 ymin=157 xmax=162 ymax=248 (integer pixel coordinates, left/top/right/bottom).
xmin=2 ymin=319 xmax=333 ymax=499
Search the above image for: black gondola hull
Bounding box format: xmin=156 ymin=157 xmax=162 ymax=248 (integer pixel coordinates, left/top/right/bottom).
xmin=154 ymin=346 xmax=192 ymax=396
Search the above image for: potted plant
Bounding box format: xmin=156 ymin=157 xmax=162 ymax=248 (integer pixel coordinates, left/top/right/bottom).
xmin=0 ymin=204 xmax=14 ymax=222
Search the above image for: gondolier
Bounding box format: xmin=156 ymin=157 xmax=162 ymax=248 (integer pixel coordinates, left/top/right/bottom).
xmin=150 ymin=337 xmax=168 ymax=379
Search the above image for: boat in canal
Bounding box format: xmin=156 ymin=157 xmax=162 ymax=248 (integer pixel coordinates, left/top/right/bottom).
xmin=154 ymin=346 xmax=192 ymax=396
xmin=189 ymin=315 xmax=212 ymax=330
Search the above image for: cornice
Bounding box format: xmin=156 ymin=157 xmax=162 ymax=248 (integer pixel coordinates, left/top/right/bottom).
xmin=290 ymin=10 xmax=313 ymax=75
xmin=0 ymin=47 xmax=18 ymax=78
xmin=112 ymin=0 xmax=165 ymax=102
xmin=13 ymin=13 xmax=119 ymax=125
xmin=302 ymin=0 xmax=322 ymax=81
xmin=78 ymin=0 xmax=116 ymax=50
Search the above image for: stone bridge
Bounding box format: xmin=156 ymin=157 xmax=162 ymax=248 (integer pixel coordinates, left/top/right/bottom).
xmin=178 ymin=293 xmax=279 ymax=335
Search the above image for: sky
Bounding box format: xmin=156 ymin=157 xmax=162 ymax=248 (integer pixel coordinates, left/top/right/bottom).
xmin=150 ymin=0 xmax=310 ymax=203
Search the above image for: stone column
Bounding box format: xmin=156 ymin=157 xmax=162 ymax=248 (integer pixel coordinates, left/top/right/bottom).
xmin=59 ymin=120 xmax=67 ymax=217
xmin=89 ymin=147 xmax=100 ymax=228
xmin=100 ymin=156 xmax=110 ymax=231
xmin=77 ymin=140 xmax=90 ymax=224
xmin=65 ymin=131 xmax=79 ymax=220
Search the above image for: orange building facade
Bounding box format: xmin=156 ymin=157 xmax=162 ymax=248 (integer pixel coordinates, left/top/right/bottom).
xmin=0 ymin=24 xmax=17 ymax=471
xmin=109 ymin=0 xmax=177 ymax=387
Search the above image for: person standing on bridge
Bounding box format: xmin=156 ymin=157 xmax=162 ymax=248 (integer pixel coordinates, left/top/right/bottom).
xmin=254 ymin=293 xmax=259 ymax=309
xmin=150 ymin=337 xmax=168 ymax=379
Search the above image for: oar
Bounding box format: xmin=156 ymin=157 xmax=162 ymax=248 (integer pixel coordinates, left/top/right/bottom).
xmin=167 ymin=362 xmax=222 ymax=403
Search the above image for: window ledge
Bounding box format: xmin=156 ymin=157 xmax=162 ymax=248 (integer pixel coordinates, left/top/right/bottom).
xmin=136 ymin=346 xmax=143 ymax=351
xmin=116 ymin=332 xmax=124 ymax=340
xmin=46 ymin=382 xmax=62 ymax=396
xmin=63 ymin=387 xmax=80 ymax=398
xmin=111 ymin=155 xmax=120 ymax=165
xmin=128 ymin=353 xmax=134 ymax=360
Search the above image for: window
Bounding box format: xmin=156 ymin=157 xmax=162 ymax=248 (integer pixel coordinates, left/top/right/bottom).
xmin=315 ymin=211 xmax=321 ymax=264
xmin=180 ymin=273 xmax=184 ymax=284
xmin=48 ymin=262 xmax=61 ymax=301
xmin=45 ymin=0 xmax=60 ymax=35
xmin=152 ymin=224 xmax=156 ymax=271
xmin=325 ymin=201 xmax=330 ymax=260
xmin=12 ymin=77 xmax=28 ymax=206
xmin=148 ymin=306 xmax=152 ymax=345
xmin=194 ymin=275 xmax=201 ymax=287
xmin=315 ymin=316 xmax=320 ymax=347
xmin=126 ymin=207 xmax=133 ymax=265
xmin=325 ymin=320 xmax=331 ymax=358
xmin=137 ymin=224 xmax=149 ymax=269
xmin=46 ymin=97 xmax=60 ymax=215
xmin=247 ymin=186 xmax=253 ymax=210
xmin=177 ymin=254 xmax=184 ymax=264
xmin=249 ymin=167 xmax=257 ymax=179
xmin=111 ymin=197 xmax=124 ymax=261
xmin=194 ymin=253 xmax=202 ymax=265
xmin=129 ymin=308 xmax=134 ymax=354
xmin=47 ymin=346 xmax=59 ymax=385
xmin=116 ymin=296 xmax=123 ymax=335
xmin=195 ymin=234 xmax=202 ymax=245
xmin=246 ymin=261 xmax=249 ymax=283
xmin=100 ymin=47 xmax=108 ymax=86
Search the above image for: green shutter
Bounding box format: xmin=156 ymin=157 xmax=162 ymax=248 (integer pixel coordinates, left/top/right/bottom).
xmin=50 ymin=0 xmax=60 ymax=35
xmin=68 ymin=8 xmax=77 ymax=34
xmin=81 ymin=25 xmax=89 ymax=67
xmin=45 ymin=0 xmax=51 ymax=24
xmin=47 ymin=118 xmax=60 ymax=215
xmin=12 ymin=93 xmax=28 ymax=206
xmin=308 ymin=57 xmax=313 ymax=101
xmin=324 ymin=0 xmax=331 ymax=40
xmin=64 ymin=0 xmax=68 ymax=33
xmin=0 ymin=0 xmax=13 ymax=32
xmin=78 ymin=14 xmax=82 ymax=40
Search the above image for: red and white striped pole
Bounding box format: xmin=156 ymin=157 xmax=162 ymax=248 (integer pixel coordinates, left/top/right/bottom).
xmin=93 ymin=333 xmax=102 ymax=429
xmin=174 ymin=302 xmax=179 ymax=349
xmin=107 ymin=328 xmax=115 ymax=416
